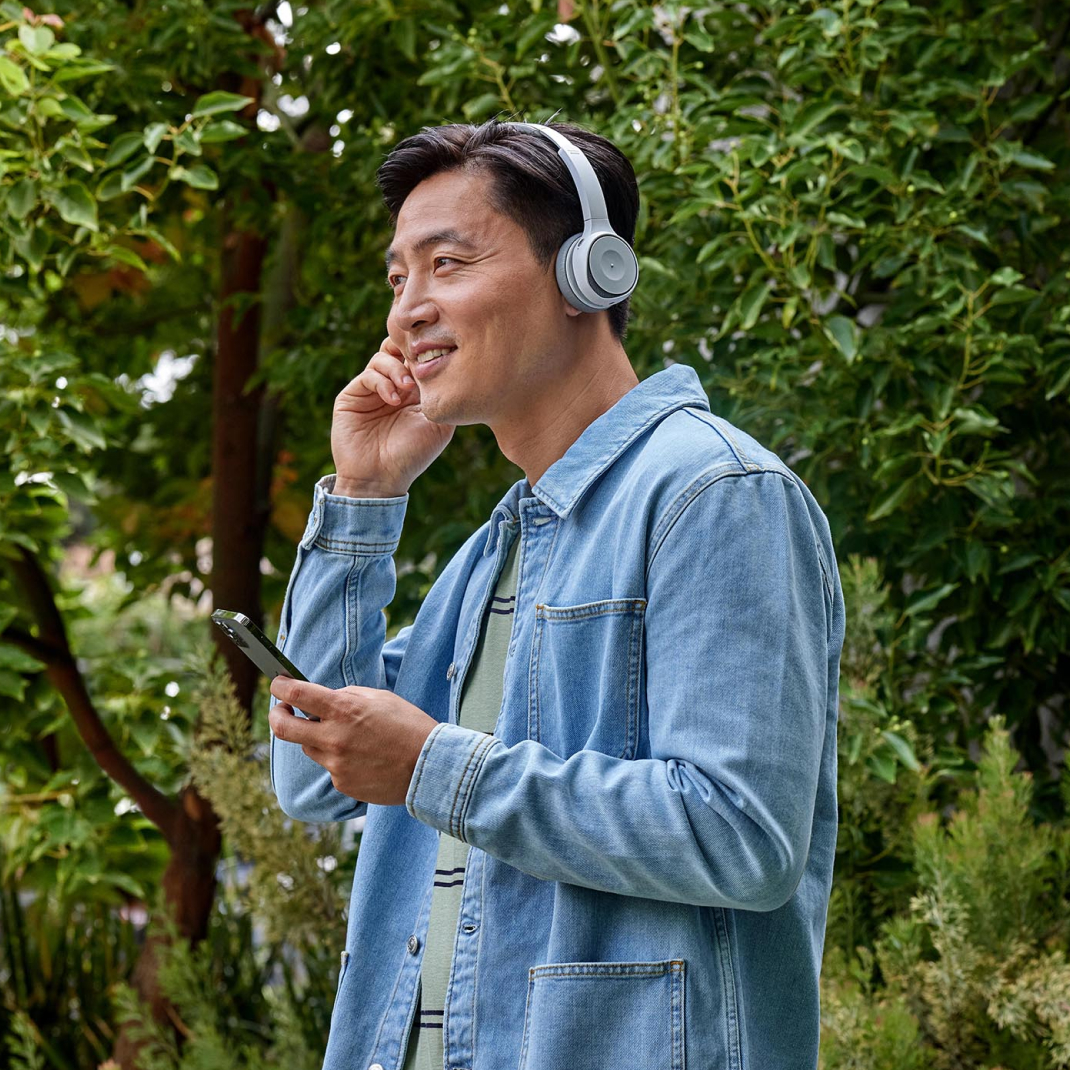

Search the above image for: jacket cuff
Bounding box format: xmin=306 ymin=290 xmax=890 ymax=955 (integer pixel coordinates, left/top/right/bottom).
xmin=406 ymin=722 xmax=501 ymax=841
xmin=299 ymin=474 xmax=409 ymax=554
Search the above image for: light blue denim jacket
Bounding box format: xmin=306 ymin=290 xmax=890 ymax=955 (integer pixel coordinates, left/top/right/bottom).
xmin=270 ymin=363 xmax=845 ymax=1070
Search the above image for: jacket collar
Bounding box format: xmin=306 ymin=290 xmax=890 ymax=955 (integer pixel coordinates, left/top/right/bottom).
xmin=484 ymin=364 xmax=710 ymax=553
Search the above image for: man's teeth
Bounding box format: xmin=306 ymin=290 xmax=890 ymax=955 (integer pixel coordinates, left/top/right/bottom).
xmin=416 ymin=347 xmax=454 ymax=363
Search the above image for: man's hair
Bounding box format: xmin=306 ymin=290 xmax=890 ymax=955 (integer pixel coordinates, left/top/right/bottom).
xmin=375 ymin=119 xmax=639 ymax=343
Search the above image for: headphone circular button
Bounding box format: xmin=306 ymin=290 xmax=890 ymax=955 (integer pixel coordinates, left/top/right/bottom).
xmin=589 ymin=234 xmax=638 ymax=296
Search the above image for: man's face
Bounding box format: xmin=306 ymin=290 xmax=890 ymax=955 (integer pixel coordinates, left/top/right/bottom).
xmin=385 ymin=167 xmax=572 ymax=426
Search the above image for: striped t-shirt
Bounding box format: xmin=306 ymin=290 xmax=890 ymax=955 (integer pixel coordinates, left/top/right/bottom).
xmin=402 ymin=528 xmax=521 ymax=1070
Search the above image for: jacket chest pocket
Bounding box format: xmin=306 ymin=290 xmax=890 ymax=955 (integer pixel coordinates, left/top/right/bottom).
xmin=528 ymin=598 xmax=646 ymax=759
xmin=518 ymin=959 xmax=686 ymax=1070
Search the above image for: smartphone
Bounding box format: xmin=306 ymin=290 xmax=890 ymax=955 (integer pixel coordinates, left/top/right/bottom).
xmin=211 ymin=609 xmax=320 ymax=721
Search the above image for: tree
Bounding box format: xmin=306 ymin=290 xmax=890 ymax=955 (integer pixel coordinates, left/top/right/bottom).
xmin=2 ymin=0 xmax=1068 ymax=1065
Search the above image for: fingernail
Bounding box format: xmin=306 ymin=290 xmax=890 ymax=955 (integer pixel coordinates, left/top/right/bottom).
xmin=391 ymin=391 xmax=400 ymax=401
xmin=402 ymin=376 xmax=414 ymax=385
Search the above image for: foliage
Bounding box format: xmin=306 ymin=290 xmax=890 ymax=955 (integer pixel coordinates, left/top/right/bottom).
xmin=184 ymin=650 xmax=353 ymax=949
xmin=604 ymin=0 xmax=1070 ymax=773
xmin=821 ymin=717 xmax=1070 ymax=1069
xmin=0 ymin=860 xmax=142 ymax=1069
xmin=0 ymin=0 xmax=1067 ymax=1065
xmin=110 ymin=654 xmax=359 ymax=1070
xmin=110 ymin=902 xmax=325 ymax=1070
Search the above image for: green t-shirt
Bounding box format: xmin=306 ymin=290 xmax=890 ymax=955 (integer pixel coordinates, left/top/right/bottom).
xmin=402 ymin=530 xmax=521 ymax=1070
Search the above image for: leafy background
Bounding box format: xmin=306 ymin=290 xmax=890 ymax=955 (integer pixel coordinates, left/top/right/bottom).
xmin=1 ymin=0 xmax=1068 ymax=1066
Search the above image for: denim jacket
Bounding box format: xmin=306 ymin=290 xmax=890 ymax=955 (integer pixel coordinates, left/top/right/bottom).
xmin=270 ymin=362 xmax=845 ymax=1070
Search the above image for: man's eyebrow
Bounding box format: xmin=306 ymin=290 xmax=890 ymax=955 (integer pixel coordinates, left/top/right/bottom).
xmin=384 ymin=229 xmax=479 ymax=271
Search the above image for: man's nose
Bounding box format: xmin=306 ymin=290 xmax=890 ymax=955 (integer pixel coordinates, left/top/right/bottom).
xmin=389 ymin=280 xmax=438 ymax=333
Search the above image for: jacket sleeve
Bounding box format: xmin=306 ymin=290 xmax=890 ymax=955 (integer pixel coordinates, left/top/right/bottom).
xmin=270 ymin=475 xmax=411 ymax=824
xmin=405 ymin=470 xmax=836 ymax=911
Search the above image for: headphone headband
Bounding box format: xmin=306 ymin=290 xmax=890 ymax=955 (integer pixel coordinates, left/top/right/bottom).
xmin=505 ymin=121 xmax=612 ymax=229
xmin=502 ymin=121 xmax=640 ymax=314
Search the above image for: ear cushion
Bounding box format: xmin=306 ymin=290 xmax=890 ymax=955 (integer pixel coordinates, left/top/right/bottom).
xmin=555 ymin=233 xmax=594 ymax=313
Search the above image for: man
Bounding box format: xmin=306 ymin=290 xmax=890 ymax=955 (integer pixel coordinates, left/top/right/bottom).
xmin=268 ymin=118 xmax=845 ymax=1070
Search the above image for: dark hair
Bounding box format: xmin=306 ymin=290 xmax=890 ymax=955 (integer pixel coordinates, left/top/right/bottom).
xmin=375 ymin=118 xmax=639 ymax=343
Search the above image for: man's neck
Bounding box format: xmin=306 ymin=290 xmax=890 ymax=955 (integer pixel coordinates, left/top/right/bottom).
xmin=491 ymin=347 xmax=640 ymax=489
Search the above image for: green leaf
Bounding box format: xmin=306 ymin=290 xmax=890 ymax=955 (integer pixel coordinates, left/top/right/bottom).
xmin=169 ymin=164 xmax=218 ymax=190
xmin=867 ymin=479 xmax=914 ymax=522
xmin=0 ymin=54 xmax=29 ymax=95
xmin=51 ymin=469 xmax=93 ymax=501
xmin=7 ymin=176 xmax=36 ymax=219
xmin=905 ymin=583 xmax=956 ymax=617
xmin=96 ymin=170 xmax=125 ymax=200
xmin=19 ymin=24 xmax=55 ymax=54
xmin=824 ymin=315 xmax=859 ymax=361
xmin=102 ymin=871 xmax=146 ymax=898
xmin=44 ymin=42 xmax=81 ymax=60
xmin=143 ymin=122 xmax=169 ymax=154
xmin=58 ymin=137 xmax=94 ymax=172
xmin=867 ymin=751 xmax=897 ymax=784
xmin=462 ymin=93 xmax=504 ymax=121
xmin=0 ymin=669 xmax=26 ymax=700
xmin=53 ymin=181 xmax=98 ymax=231
xmin=199 ymin=119 xmax=247 ymax=144
xmin=174 ymin=126 xmax=201 ymax=156
xmin=120 ymin=155 xmax=154 ymax=192
xmin=104 ymin=131 xmax=144 ymax=167
xmin=989 ymin=267 xmax=1023 ymax=287
xmin=0 ymin=642 xmax=46 ymax=673
xmin=1010 ymin=149 xmax=1054 ymax=172
xmin=52 ymin=59 xmax=116 ymax=83
xmin=56 ymin=407 xmax=106 ymax=451
xmin=190 ymin=91 xmax=254 ymax=118
xmin=882 ymin=731 xmax=921 ymax=771
xmin=104 ymin=244 xmax=147 ymax=271
xmin=739 ymin=281 xmax=771 ymax=331
xmin=393 ymin=16 xmax=417 ymax=62
xmin=793 ymin=101 xmax=842 ymax=139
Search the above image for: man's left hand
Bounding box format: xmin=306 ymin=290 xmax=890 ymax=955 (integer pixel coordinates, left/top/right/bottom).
xmin=268 ymin=677 xmax=438 ymax=806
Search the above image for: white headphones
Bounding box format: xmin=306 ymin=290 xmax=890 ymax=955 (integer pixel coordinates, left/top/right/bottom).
xmin=506 ymin=122 xmax=640 ymax=314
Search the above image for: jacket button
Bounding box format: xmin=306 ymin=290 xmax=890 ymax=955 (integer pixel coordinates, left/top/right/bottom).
xmin=407 ymin=934 xmax=420 ymax=955
xmin=370 ymin=1065 xmax=384 ymax=1070
xmin=446 ymin=663 xmax=456 ymax=680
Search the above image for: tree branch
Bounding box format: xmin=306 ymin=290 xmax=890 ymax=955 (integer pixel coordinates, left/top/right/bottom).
xmin=6 ymin=548 xmax=180 ymax=838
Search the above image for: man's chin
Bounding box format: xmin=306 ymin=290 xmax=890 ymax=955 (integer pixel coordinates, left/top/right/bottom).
xmin=420 ymin=393 xmax=482 ymax=428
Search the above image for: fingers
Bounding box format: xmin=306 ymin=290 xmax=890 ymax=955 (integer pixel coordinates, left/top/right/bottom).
xmin=367 ymin=353 xmax=418 ymax=406
xmin=270 ymin=675 xmax=336 ymax=713
xmin=380 ymin=335 xmax=405 ymax=360
xmin=340 ymin=351 xmax=416 ymax=410
xmin=269 ymin=702 xmax=322 ymax=747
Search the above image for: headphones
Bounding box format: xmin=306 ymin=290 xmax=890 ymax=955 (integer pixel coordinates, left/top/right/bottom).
xmin=506 ymin=122 xmax=640 ymax=315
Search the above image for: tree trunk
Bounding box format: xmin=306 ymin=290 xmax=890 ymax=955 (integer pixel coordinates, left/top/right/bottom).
xmin=112 ymin=190 xmax=272 ymax=1070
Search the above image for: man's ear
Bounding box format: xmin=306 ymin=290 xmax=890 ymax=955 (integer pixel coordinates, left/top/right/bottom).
xmin=563 ymin=300 xmax=583 ymax=318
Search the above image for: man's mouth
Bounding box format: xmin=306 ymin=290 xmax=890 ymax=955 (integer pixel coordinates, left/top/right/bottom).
xmin=411 ymin=346 xmax=457 ymax=379
xmin=415 ymin=346 xmax=455 ymax=364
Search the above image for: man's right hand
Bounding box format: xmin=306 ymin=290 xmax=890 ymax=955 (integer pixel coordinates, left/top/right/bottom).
xmin=330 ymin=336 xmax=455 ymax=498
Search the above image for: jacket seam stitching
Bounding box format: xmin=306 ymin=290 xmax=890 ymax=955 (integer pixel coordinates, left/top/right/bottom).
xmin=646 ymin=469 xmax=751 ymax=579
xmin=682 ymin=407 xmax=753 ymax=469
xmin=341 ymin=558 xmax=359 ymax=687
xmin=407 ymin=722 xmax=444 ymax=817
xmin=451 ymin=735 xmax=498 ymax=841
xmin=548 ymin=396 xmax=710 ymax=515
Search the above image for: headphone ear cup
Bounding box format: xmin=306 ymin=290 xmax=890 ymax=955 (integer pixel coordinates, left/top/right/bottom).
xmin=587 ymin=233 xmax=639 ymax=300
xmin=555 ymin=233 xmax=594 ymax=313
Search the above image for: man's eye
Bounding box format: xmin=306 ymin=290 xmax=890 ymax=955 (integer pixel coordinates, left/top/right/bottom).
xmin=386 ymin=258 xmax=456 ymax=289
